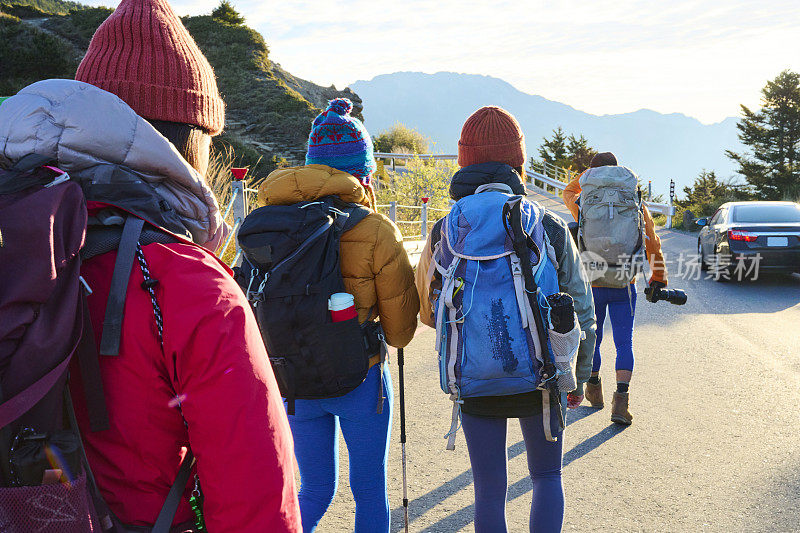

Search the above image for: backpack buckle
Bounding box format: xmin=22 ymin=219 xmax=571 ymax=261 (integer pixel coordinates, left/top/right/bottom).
xmin=43 ymin=169 xmax=70 ymax=188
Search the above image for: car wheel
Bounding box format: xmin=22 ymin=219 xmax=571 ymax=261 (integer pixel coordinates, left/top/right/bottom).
xmin=698 ymin=240 xmax=708 ymax=271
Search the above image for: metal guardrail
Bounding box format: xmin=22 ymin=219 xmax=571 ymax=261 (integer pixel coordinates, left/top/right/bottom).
xmin=219 ymin=155 xmax=677 ymax=265
xmin=526 ymin=167 xmax=676 ymax=227
xmin=374 ymin=152 xmax=458 ymax=161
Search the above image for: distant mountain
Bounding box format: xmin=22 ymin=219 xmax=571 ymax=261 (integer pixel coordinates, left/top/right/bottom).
xmin=350 ymin=72 xmax=742 ymax=194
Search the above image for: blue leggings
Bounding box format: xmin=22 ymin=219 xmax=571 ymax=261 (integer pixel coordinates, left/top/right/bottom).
xmin=288 ymin=363 xmax=393 ymax=533
xmin=591 ymin=285 xmax=636 ymax=373
xmin=461 ymin=411 xmax=564 ymax=533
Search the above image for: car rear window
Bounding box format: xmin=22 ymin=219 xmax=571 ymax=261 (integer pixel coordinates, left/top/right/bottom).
xmin=732 ymin=204 xmax=800 ymax=223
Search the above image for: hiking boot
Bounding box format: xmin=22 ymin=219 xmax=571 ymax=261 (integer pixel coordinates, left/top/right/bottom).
xmin=611 ymin=392 xmax=633 ymax=425
xmin=584 ymin=379 xmax=604 ymax=409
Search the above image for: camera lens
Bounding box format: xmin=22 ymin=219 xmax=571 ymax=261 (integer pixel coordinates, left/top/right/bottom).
xmin=663 ymin=289 xmax=687 ymax=305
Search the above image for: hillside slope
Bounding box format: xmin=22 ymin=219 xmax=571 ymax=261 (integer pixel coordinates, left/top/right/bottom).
xmin=351 ymin=72 xmax=742 ymax=193
xmin=0 ymin=0 xmax=361 ymax=177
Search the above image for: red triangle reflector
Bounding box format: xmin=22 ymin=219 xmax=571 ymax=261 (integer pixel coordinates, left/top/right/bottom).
xmin=230 ymin=168 xmax=248 ymax=181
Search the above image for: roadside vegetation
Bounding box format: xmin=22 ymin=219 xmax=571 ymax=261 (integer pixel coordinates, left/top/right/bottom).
xmin=371 ymin=125 xmax=453 ymax=236
xmin=373 ymin=123 xmax=430 ymax=155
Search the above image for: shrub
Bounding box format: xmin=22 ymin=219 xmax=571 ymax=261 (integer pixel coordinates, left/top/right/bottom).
xmin=0 ymin=14 xmax=78 ymax=94
xmin=672 ymin=170 xmax=745 ymax=230
xmin=374 ymin=156 xmax=457 ymax=237
xmin=211 ymin=0 xmax=245 ymax=25
xmin=183 ymin=14 xmax=317 ymax=146
xmin=1 ymin=0 xmax=84 ymax=16
xmin=42 ymin=6 xmax=112 ymax=48
xmin=0 ymin=2 xmax=49 ymax=18
xmin=373 ymin=123 xmax=429 ymax=155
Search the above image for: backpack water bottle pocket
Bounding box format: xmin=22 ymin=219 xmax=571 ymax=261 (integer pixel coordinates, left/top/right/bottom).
xmin=0 ymin=471 xmax=102 ymax=532
xmin=547 ymin=317 xmax=581 ymax=393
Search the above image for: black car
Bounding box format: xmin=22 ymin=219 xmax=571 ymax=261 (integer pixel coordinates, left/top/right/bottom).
xmin=697 ymin=201 xmax=800 ymax=279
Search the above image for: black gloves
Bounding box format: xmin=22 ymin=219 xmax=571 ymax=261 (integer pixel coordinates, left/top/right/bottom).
xmin=645 ymin=280 xmax=666 ymax=303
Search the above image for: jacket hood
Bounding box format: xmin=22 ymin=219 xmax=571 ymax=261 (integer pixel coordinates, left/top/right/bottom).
xmin=449 ymin=162 xmax=526 ymax=200
xmin=257 ymin=164 xmax=372 ymax=208
xmin=0 ymin=79 xmax=226 ymax=250
xmin=445 ymin=191 xmax=545 ymax=260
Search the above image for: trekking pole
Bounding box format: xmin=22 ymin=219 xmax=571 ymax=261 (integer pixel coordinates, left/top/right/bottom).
xmin=398 ymin=347 xmax=409 ymax=532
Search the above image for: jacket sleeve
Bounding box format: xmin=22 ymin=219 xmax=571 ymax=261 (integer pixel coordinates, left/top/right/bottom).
xmin=642 ymin=205 xmax=668 ymax=285
xmin=547 ymin=215 xmax=596 ymax=394
xmin=414 ymin=234 xmax=435 ymax=329
xmin=562 ymin=176 xmax=582 ymax=222
xmin=372 ymin=217 xmax=420 ymax=347
xmin=163 ymin=255 xmax=301 ymax=533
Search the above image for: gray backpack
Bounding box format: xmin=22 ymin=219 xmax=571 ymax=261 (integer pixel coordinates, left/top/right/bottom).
xmin=578 ymin=166 xmax=645 ymax=287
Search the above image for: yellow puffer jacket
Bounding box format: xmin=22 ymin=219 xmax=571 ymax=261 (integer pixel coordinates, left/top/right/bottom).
xmin=257 ymin=165 xmax=419 ymax=353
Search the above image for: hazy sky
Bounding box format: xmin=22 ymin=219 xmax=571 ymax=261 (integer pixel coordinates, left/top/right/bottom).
xmin=91 ymin=0 xmax=800 ymax=124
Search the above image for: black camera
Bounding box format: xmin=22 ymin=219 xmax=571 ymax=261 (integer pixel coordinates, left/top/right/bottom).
xmin=644 ymin=286 xmax=687 ymax=305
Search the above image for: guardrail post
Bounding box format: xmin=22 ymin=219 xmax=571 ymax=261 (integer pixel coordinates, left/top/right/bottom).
xmin=421 ymin=197 xmax=429 ymax=239
xmin=230 ymin=169 xmax=249 ymax=264
xmin=667 ymin=179 xmax=675 ymax=229
xmin=389 ymin=201 xmax=397 ymax=222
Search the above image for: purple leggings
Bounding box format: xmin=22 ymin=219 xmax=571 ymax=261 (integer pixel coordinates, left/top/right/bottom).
xmin=461 ymin=412 xmax=564 ymax=532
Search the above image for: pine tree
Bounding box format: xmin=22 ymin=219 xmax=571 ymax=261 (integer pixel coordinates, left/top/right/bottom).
xmin=726 ymin=70 xmax=800 ymax=200
xmin=535 ymin=128 xmax=597 ymax=175
xmin=211 ymin=1 xmax=245 ymax=25
xmin=566 ymin=134 xmax=597 ymax=173
xmin=538 ymin=127 xmax=568 ymax=164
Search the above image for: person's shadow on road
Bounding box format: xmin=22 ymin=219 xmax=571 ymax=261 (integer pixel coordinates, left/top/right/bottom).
xmin=565 ymin=405 xmax=598 ymax=426
xmin=392 ymin=406 xmax=627 ymax=532
xmin=563 ymin=422 xmax=628 ymax=468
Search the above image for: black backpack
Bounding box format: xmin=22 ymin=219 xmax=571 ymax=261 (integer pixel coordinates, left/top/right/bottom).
xmin=236 ymin=196 xmax=383 ymax=414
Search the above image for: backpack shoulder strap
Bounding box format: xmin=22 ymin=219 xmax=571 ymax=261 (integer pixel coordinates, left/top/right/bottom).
xmin=151 ymin=450 xmax=196 ymax=533
xmin=10 ymin=153 xmax=54 ymax=173
xmin=327 ymin=197 xmax=370 ymax=233
xmin=0 ymin=154 xmax=58 ymax=194
xmin=76 ymin=293 xmax=110 ymax=432
xmin=341 ymin=203 xmax=370 ymax=233
xmin=99 ymin=216 xmax=144 ymax=356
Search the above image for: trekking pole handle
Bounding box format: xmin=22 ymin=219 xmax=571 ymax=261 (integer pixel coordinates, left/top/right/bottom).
xmin=398 ymin=348 xmax=406 ymax=444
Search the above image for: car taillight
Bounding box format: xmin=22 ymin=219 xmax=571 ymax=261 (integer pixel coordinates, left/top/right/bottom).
xmin=728 ymin=230 xmax=757 ymax=242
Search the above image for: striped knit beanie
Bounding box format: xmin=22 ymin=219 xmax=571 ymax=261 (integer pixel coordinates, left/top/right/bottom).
xmin=458 ymin=106 xmax=526 ymax=169
xmin=306 ymin=98 xmax=376 ymax=184
xmin=75 ymin=0 xmax=225 ymax=135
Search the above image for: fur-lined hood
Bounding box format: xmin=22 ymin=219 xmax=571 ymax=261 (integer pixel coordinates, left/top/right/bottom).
xmin=0 ymin=79 xmax=226 ymax=249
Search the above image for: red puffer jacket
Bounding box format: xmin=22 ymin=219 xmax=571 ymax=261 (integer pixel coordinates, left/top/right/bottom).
xmin=69 ymin=209 xmax=301 ymax=532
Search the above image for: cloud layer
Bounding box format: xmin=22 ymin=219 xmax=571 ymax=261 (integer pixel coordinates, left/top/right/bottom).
xmin=90 ymin=0 xmax=800 ymax=123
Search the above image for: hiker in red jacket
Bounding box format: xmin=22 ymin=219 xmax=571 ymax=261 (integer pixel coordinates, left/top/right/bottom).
xmin=0 ymin=0 xmax=301 ymax=530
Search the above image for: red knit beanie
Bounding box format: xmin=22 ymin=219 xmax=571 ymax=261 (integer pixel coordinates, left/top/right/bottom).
xmin=76 ymin=0 xmax=225 ymax=135
xmin=458 ymin=106 xmax=526 ymax=168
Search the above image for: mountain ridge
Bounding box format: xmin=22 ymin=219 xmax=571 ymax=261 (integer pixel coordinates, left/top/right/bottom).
xmin=350 ymin=71 xmax=742 ymax=193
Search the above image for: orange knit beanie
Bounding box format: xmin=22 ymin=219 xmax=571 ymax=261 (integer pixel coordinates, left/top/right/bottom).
xmin=458 ymin=106 xmax=526 ymax=168
xmin=76 ymin=0 xmax=225 ymax=135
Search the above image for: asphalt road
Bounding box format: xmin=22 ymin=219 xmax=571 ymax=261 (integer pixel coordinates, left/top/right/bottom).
xmin=315 ymin=188 xmax=800 ymax=532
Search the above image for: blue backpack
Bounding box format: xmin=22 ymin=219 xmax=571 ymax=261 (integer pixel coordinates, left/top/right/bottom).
xmin=430 ymin=191 xmax=561 ymax=448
